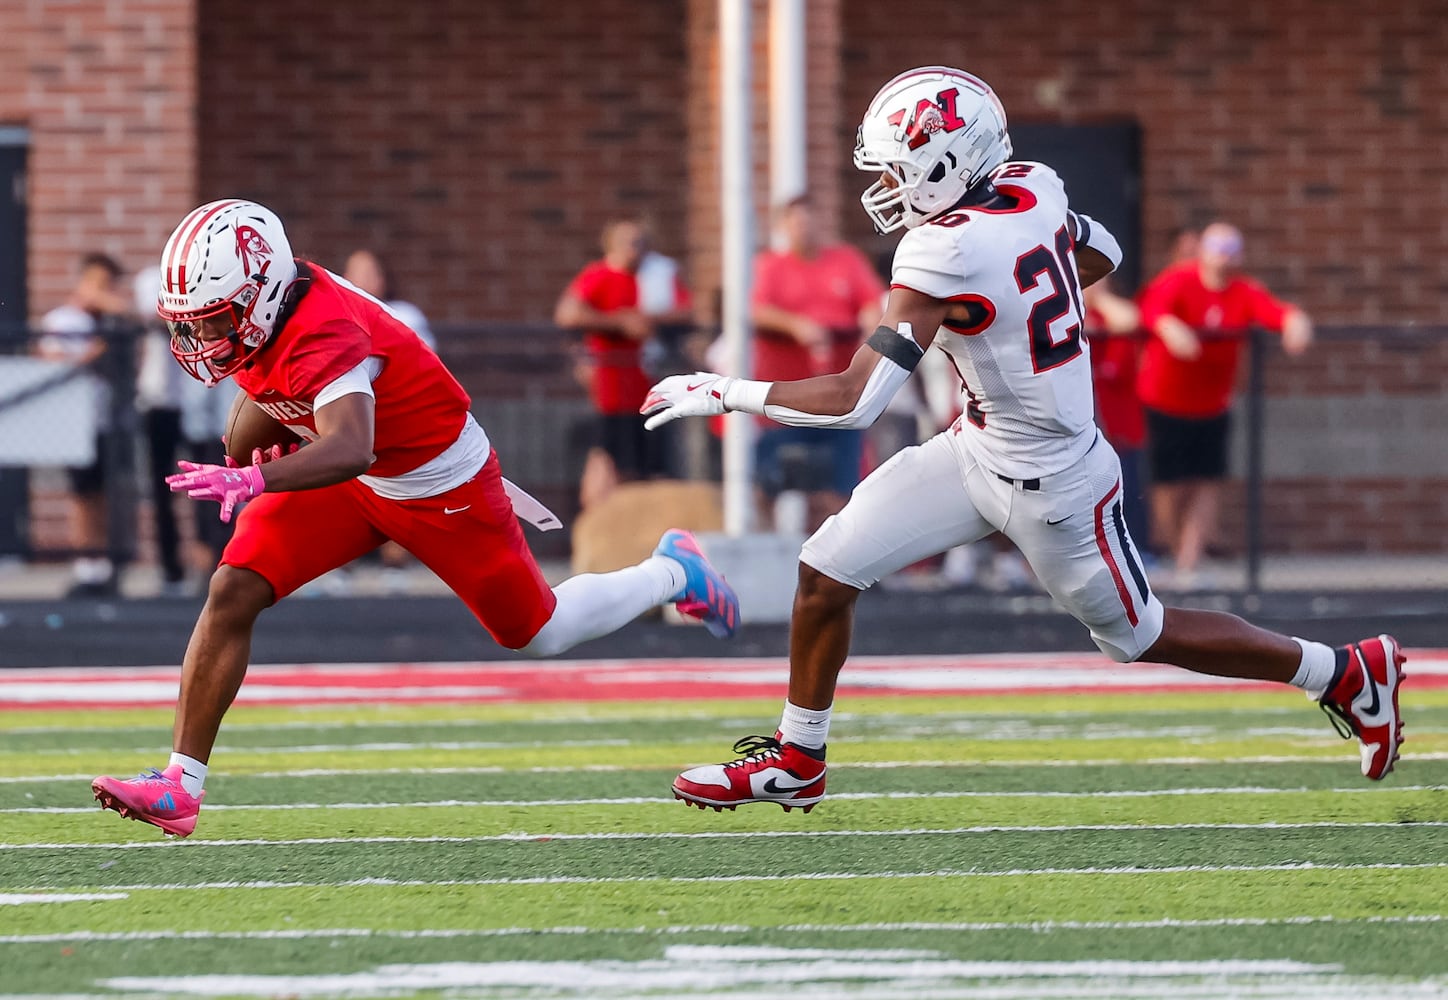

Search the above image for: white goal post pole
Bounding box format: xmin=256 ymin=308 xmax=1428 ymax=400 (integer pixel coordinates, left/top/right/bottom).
xmin=719 ymin=0 xmax=756 ymax=536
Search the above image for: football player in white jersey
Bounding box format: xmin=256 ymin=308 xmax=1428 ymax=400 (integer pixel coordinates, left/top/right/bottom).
xmin=643 ymin=66 xmax=1405 ymax=810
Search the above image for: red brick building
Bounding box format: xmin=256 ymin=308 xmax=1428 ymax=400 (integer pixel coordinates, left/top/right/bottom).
xmin=3 ymin=0 xmax=1446 ymax=555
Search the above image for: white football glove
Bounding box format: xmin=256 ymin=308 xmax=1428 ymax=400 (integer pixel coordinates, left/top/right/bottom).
xmin=640 ymin=372 xmax=733 ymax=430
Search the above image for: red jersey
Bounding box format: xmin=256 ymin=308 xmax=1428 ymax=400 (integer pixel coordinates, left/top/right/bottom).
xmin=1086 ymin=318 xmax=1146 ymax=450
xmin=566 ymin=261 xmax=690 ymax=415
xmin=1136 ymin=261 xmax=1292 ymax=418
xmin=751 ymin=245 xmax=885 ymax=383
xmin=232 ymin=263 xmax=472 ymax=478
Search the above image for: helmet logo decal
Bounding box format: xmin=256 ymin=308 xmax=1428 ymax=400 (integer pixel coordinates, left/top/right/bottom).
xmin=234 ymin=225 xmax=274 ymax=277
xmin=887 ymin=88 xmax=968 ymax=151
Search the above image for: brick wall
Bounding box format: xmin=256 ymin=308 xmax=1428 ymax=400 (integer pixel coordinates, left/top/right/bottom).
xmin=1212 ymin=332 xmax=1448 ymax=554
xmin=12 ymin=3 xmax=1448 ymax=563
xmin=0 ymin=0 xmax=197 ymax=320
xmin=839 ymin=0 xmax=1448 ymax=323
xmin=199 ymin=0 xmax=692 ymax=327
xmin=836 ymin=1 xmax=1448 ymax=555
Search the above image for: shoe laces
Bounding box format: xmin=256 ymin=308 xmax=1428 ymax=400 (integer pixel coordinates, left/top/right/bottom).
xmin=131 ymin=767 xmax=167 ymax=783
xmin=727 ymin=734 xmax=784 ymax=768
xmin=1318 ymin=698 xmax=1358 ymax=741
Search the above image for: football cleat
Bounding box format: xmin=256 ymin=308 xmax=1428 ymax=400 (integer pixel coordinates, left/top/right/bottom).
xmin=654 ymin=529 xmax=741 ymax=639
xmin=674 ymin=734 xmax=826 ymax=812
xmin=92 ymin=764 xmax=204 ymax=838
xmin=1318 ymin=634 xmax=1406 ymax=781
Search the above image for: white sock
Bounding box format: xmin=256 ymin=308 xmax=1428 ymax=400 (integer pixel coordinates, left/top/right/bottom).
xmin=521 ymin=557 xmax=686 ymax=657
xmin=779 ymin=700 xmax=832 ymax=750
xmin=169 ymin=752 xmax=207 ymax=797
xmin=1289 ymin=638 xmax=1338 ymax=697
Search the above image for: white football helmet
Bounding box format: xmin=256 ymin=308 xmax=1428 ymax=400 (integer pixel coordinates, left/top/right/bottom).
xmin=854 ymin=67 xmax=1013 ymax=233
xmin=158 ymin=199 xmax=299 ymax=385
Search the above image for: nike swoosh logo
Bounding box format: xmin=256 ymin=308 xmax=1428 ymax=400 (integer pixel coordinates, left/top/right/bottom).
xmin=443 ymin=505 xmax=472 ymax=515
xmin=1045 ymin=514 xmax=1074 ymax=525
xmin=761 ymin=774 xmax=820 ymax=794
xmin=1358 ymin=659 xmax=1382 ymax=717
xmin=685 ymin=380 xmax=711 ymax=391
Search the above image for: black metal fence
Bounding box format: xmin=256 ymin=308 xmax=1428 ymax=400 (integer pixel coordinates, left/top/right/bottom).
xmin=0 ymin=320 xmax=1443 ymax=595
xmin=0 ymin=318 xmax=139 ymax=569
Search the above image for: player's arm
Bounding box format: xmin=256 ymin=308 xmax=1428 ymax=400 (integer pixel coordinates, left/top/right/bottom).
xmin=641 ymin=287 xmax=946 ymax=431
xmin=167 ymin=366 xmax=379 ymax=521
xmin=1067 ymin=211 xmax=1121 ymax=289
xmin=1279 ymin=307 xmax=1313 ymax=356
xmin=554 ymin=291 xmax=652 ymax=341
xmin=256 ymin=391 xmax=376 ymax=492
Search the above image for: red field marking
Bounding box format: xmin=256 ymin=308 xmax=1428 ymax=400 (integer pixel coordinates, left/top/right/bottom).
xmin=1 ymin=651 xmax=1444 ymax=710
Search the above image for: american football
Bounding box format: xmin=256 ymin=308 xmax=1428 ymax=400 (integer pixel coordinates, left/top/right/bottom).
xmin=223 ymin=388 xmax=301 ymax=465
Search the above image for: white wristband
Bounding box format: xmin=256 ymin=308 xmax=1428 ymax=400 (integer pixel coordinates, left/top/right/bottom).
xmin=721 ymin=378 xmax=772 ymax=415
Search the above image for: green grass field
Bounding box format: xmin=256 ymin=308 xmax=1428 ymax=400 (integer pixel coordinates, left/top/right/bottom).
xmin=1 ymin=688 xmax=1446 ymax=998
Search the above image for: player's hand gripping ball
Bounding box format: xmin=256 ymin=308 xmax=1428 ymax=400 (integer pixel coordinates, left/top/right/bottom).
xmin=223 ymin=390 xmax=301 ymax=466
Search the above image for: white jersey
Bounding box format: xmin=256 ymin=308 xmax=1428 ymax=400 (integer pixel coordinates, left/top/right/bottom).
xmin=891 ymin=161 xmax=1097 ymax=479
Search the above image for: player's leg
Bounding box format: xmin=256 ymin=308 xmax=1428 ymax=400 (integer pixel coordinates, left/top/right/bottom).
xmin=1143 ymin=408 xmax=1186 ymax=568
xmin=673 ymin=433 xmax=993 ymax=812
xmin=91 ymin=485 xmax=384 ymax=836
xmin=1174 ymin=412 xmax=1230 ymax=577
xmin=391 ymin=453 xmax=733 ymax=654
xmin=144 ymin=407 xmax=186 ymax=588
xmin=1173 ymin=479 xmax=1221 ymax=576
xmin=1009 ymin=437 xmax=1404 ymax=780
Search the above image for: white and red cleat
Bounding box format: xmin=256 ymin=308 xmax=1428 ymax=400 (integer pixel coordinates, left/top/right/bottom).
xmin=673 ymin=734 xmax=826 ymax=812
xmin=1318 ymin=634 xmax=1406 ymax=781
xmin=92 ymin=764 xmax=204 ymax=837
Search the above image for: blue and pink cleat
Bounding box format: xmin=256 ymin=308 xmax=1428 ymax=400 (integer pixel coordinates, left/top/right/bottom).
xmin=92 ymin=764 xmax=204 ymax=838
xmin=655 ymin=529 xmax=741 ymax=639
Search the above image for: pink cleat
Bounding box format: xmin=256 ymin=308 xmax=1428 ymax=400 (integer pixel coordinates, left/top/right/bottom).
xmin=92 ymin=764 xmax=204 ymax=837
xmin=654 ymin=529 xmax=741 ymax=639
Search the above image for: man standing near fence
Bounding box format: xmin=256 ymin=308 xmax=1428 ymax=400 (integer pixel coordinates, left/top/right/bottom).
xmin=1136 ymin=222 xmax=1313 ymax=589
xmin=34 ymin=252 xmax=131 ymax=596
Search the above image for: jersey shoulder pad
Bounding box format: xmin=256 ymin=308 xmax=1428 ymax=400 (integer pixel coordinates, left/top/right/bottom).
xmin=891 ymin=222 xmax=973 ymax=300
xmin=992 ymin=161 xmax=1069 ymax=208
xmin=990 ymin=160 xmax=1065 ymax=190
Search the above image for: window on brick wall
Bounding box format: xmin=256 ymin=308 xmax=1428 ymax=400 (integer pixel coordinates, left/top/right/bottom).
xmin=1011 ymin=123 xmax=1142 ymax=294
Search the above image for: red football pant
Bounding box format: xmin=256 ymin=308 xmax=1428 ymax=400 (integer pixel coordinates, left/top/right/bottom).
xmin=221 ymin=452 xmax=557 ymax=649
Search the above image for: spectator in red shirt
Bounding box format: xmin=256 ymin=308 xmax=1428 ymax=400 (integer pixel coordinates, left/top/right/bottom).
xmin=555 ymin=219 xmax=692 ymax=508
xmin=751 ymin=193 xmax=884 ymax=531
xmin=1083 ymin=279 xmax=1149 ymax=554
xmin=1136 ymin=222 xmax=1312 ymax=584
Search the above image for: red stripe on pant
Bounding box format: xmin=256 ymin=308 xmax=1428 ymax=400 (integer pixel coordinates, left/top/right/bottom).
xmin=1093 ymin=481 xmax=1139 ymax=627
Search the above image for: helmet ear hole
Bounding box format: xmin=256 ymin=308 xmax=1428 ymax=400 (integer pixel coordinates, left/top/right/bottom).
xmin=927 ymin=162 xmax=947 ymax=183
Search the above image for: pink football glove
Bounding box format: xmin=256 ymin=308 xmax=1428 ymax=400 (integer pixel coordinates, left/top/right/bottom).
xmin=166 ymin=461 xmax=266 ymax=523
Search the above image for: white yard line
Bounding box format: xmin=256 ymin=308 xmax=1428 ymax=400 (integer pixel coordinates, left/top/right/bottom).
xmin=1 ymin=707 xmax=1309 ymax=736
xmin=12 ymin=738 xmax=636 ymax=758
xmin=6 ymin=751 xmax=1447 ymax=784
xmin=3 ymin=783 xmax=1442 ymax=815
xmin=0 ymin=892 xmax=127 ymax=905
xmin=5 ymin=861 xmax=1448 ymax=895
xmin=4 ymin=824 xmax=1447 ymax=853
xmin=1 ymin=913 xmax=1443 ymax=944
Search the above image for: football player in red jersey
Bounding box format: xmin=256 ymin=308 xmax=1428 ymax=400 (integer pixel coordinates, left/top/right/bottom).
xmin=90 ymin=200 xmax=739 ymax=837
